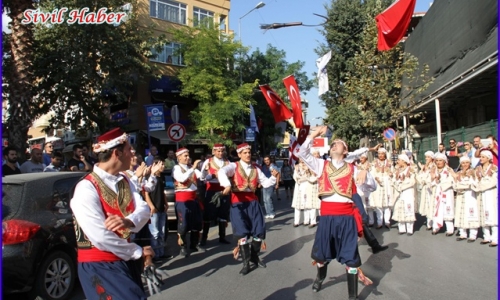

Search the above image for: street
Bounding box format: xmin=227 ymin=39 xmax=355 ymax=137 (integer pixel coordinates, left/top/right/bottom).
xmin=21 ymin=188 xmax=498 ymax=300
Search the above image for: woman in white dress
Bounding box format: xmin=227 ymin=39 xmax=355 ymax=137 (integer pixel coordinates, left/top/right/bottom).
xmin=370 ymin=148 xmax=394 ymax=229
xmin=453 ymin=156 xmax=480 ymax=242
xmin=391 ymin=154 xmax=417 ymax=235
xmin=356 ymin=153 xmax=375 ymax=226
xmin=417 ymin=151 xmax=436 ymax=230
xmin=474 ymin=150 xmax=498 ymax=247
xmin=291 ymin=160 xmax=320 ymax=228
xmin=430 ymin=153 xmax=456 ymax=236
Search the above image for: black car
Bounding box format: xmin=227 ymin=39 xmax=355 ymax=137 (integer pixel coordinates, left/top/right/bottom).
xmin=162 ymin=170 xmax=176 ymax=222
xmin=2 ymin=172 xmax=86 ymax=300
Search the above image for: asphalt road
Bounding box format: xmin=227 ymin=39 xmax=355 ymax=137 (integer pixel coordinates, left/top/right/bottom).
xmin=13 ymin=188 xmax=498 ymax=300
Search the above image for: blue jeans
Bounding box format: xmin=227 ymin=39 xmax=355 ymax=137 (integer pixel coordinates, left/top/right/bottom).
xmin=149 ymin=212 xmax=166 ymax=257
xmin=262 ymin=186 xmax=275 ymax=216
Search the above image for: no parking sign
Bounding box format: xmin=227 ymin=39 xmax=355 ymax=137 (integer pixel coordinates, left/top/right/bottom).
xmin=383 ymin=128 xmax=396 ymax=141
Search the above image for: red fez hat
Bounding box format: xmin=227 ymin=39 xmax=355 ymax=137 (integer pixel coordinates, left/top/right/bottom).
xmin=93 ymin=128 xmax=128 ymax=153
xmin=236 ymin=143 xmax=251 ymax=153
xmin=176 ymin=148 xmax=189 ymax=156
xmin=213 ymin=143 xmax=225 ymax=150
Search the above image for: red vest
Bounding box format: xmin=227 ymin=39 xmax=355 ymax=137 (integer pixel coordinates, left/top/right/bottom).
xmin=317 ymin=160 xmax=357 ymax=198
xmin=229 ymin=162 xmax=259 ymax=204
xmin=206 ymin=157 xmax=229 ymax=191
xmin=76 ymin=173 xmax=135 ymax=262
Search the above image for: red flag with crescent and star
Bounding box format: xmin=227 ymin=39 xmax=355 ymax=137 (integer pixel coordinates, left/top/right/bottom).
xmin=288 ymin=125 xmax=310 ymax=166
xmin=375 ymin=0 xmax=416 ymax=51
xmin=259 ymin=85 xmax=293 ymax=123
xmin=283 ymin=75 xmax=304 ymax=128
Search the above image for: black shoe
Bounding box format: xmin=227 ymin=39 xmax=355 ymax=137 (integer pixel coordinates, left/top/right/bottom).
xmin=407 ymin=233 xmax=414 ymax=236
xmin=426 ymin=227 xmax=432 ymax=231
xmin=250 ymin=240 xmax=266 ymax=268
xmin=199 ymin=239 xmax=207 ymax=246
xmin=371 ymin=245 xmax=388 ymax=254
xmin=445 ymin=233 xmax=454 ymax=237
xmin=189 ymin=247 xmax=199 ymax=253
xmin=368 ymin=224 xmax=374 ymax=227
xmin=456 ymin=237 xmax=466 ymax=241
xmin=239 ymin=244 xmax=251 ymax=275
xmin=219 ymin=237 xmax=230 ymax=244
xmin=456 ymin=231 xmax=461 ymax=236
xmin=467 ymin=239 xmax=476 ymax=243
xmin=398 ymin=232 xmax=405 ymax=235
xmin=480 ymin=240 xmax=491 ymax=245
xmin=432 ymin=231 xmax=438 ymax=235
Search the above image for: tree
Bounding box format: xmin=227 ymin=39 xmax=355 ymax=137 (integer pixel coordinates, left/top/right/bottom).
xmin=242 ymin=45 xmax=314 ymax=153
xmin=2 ymin=0 xmax=37 ymax=160
xmin=319 ymin=0 xmax=431 ymax=147
xmin=33 ymin=0 xmax=166 ymax=133
xmin=171 ymin=22 xmax=257 ymax=146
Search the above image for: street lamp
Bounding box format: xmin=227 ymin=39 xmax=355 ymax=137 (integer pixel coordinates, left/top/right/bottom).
xmin=239 ymin=1 xmax=266 ymax=85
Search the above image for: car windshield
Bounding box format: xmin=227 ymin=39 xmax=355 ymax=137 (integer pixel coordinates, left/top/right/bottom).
xmin=2 ymin=184 xmax=24 ymax=220
xmin=163 ymin=172 xmax=174 ymax=189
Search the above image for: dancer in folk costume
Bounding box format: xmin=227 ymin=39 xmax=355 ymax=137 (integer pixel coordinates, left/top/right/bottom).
xmin=474 ymin=150 xmax=498 ymax=247
xmin=430 ymin=153 xmax=456 ymax=236
xmin=199 ymin=144 xmax=231 ymax=246
xmin=417 ymin=151 xmax=436 ymax=230
xmin=71 ymin=128 xmax=153 ymax=300
xmin=291 ymin=159 xmax=320 ymax=228
xmin=391 ymin=154 xmax=417 ymax=235
xmin=453 ymin=156 xmax=480 ymax=242
xmin=356 ymin=153 xmax=375 ymax=226
xmin=297 ymin=126 xmax=380 ymax=299
xmin=172 ymin=148 xmax=203 ymax=257
xmin=370 ymin=148 xmax=394 ymax=229
xmin=218 ymin=143 xmax=279 ymax=275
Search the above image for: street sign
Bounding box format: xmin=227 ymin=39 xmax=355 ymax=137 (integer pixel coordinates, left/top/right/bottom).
xmin=245 ymin=127 xmax=256 ymax=142
xmin=171 ymin=105 xmax=179 ymax=123
xmin=383 ymin=128 xmax=396 ymax=141
xmin=167 ymin=123 xmax=186 ymax=142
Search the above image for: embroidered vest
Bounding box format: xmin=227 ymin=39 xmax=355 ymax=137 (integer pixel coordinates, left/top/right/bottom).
xmin=317 ymin=160 xmax=356 ymax=198
xmin=174 ymin=165 xmax=197 ymax=190
xmin=74 ymin=172 xmax=135 ymax=261
xmin=230 ymin=162 xmax=259 ymax=192
xmin=208 ymin=157 xmax=229 ymax=175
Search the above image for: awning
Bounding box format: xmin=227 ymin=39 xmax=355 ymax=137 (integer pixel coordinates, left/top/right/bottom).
xmin=149 ymin=76 xmax=181 ymax=93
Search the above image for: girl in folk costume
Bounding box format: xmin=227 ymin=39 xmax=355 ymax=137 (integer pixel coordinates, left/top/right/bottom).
xmin=430 ymin=153 xmax=456 ymax=236
xmin=291 ymin=159 xmax=320 ymax=228
xmin=356 ymin=153 xmax=375 ymax=226
xmin=370 ymin=148 xmax=394 ymax=229
xmin=474 ymin=150 xmax=498 ymax=247
xmin=391 ymin=154 xmax=417 ymax=235
xmin=416 ymin=151 xmax=436 ymax=230
xmin=453 ymin=156 xmax=480 ymax=242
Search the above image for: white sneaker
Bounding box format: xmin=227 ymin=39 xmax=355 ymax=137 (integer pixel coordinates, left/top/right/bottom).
xmin=268 ymin=214 xmax=275 ymax=219
xmin=265 ymin=215 xmax=270 ymax=219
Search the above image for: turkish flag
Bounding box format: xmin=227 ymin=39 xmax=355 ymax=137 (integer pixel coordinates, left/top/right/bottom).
xmin=375 ymin=0 xmax=416 ymax=51
xmin=312 ymin=137 xmax=326 ymax=148
xmin=283 ymin=75 xmax=304 ymax=128
xmin=259 ymin=85 xmax=293 ymax=123
xmin=297 ymin=125 xmax=310 ymax=145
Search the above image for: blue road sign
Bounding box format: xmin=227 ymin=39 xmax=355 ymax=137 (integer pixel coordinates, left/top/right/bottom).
xmin=384 ymin=128 xmax=396 ymax=141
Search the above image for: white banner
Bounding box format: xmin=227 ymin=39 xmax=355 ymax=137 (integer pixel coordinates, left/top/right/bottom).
xmin=316 ymin=50 xmax=332 ymax=96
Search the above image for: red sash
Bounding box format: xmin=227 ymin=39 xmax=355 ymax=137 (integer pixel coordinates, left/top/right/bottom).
xmin=320 ymin=202 xmax=363 ymax=237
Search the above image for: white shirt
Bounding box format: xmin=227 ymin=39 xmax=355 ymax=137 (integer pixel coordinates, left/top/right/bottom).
xmin=124 ymin=169 xmax=157 ymax=193
xmin=70 ymin=166 xmax=150 ymax=261
xmin=218 ymin=160 xmax=276 ymax=190
xmin=297 ymin=138 xmax=370 ymax=203
xmin=201 ymin=157 xmax=228 ymax=182
xmin=172 ymin=164 xmax=202 ymax=192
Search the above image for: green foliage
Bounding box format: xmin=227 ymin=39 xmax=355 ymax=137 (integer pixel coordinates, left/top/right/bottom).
xmin=320 ymin=0 xmax=432 ymax=148
xmin=171 ymin=22 xmax=254 ymax=147
xmin=32 ymin=0 xmax=166 ymax=133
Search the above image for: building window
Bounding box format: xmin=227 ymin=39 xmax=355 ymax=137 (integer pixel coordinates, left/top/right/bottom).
xmin=151 ymin=42 xmax=184 ymax=66
xmin=150 ymin=0 xmax=187 ymax=25
xmin=193 ymin=7 xmax=214 ymax=27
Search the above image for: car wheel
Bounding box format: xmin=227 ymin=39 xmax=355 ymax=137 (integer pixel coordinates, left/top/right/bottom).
xmin=30 ymin=250 xmax=76 ymax=300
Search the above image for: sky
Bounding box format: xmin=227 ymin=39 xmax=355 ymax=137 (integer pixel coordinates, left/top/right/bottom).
xmin=228 ymin=0 xmax=434 ymax=126
xmin=2 ymin=0 xmax=433 ymax=127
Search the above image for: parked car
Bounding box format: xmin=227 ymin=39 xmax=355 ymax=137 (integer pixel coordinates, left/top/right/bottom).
xmin=162 ymin=170 xmax=176 ymax=222
xmin=2 ymin=172 xmax=87 ymax=300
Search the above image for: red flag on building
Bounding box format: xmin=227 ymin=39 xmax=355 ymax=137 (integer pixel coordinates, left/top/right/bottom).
xmin=282 ymin=75 xmax=304 ymax=128
xmin=259 ymin=85 xmax=293 ymax=123
xmin=375 ymin=0 xmax=416 ymax=51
